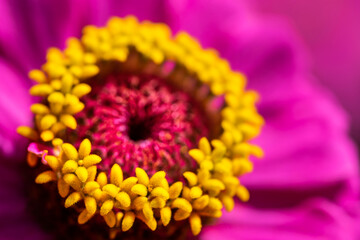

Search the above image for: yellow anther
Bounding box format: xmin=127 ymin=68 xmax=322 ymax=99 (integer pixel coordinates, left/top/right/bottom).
xmin=97 ymin=172 xmax=108 ymax=188
xmin=174 ymin=209 xmax=191 ymax=221
xmin=61 ymin=73 xmax=74 ymax=93
xmin=189 ymin=213 xmax=202 ymax=236
xmin=188 ymin=149 xmax=205 ymax=163
xmin=120 ymin=177 xmax=138 ymax=192
xmin=50 ymin=80 xmax=62 ymax=91
xmin=78 ymin=138 xmax=91 ymax=159
xmin=115 ymin=191 xmax=131 ymax=208
xmin=46 ymin=47 xmax=63 ymax=63
xmin=149 ymin=171 xmax=166 ymax=187
xmin=35 ymin=171 xmax=56 ymax=184
xmin=63 ymin=173 xmax=82 ymax=191
xmin=160 ymin=207 xmax=171 ymax=226
xmin=122 ymin=211 xmax=135 ymax=232
xmin=60 ymin=114 xmax=77 ymax=130
xmin=221 ymin=195 xmax=235 ymax=212
xmin=131 ymin=184 xmax=148 ymax=197
xmin=200 ymin=209 xmax=222 ymax=218
xmin=169 ymin=181 xmax=183 ymax=199
xmin=103 ymin=184 xmax=120 ymax=198
xmin=58 ymin=178 xmax=70 ymax=198
xmin=62 ymin=143 xmax=78 ymax=160
xmin=75 ymin=166 xmax=89 ymax=183
xmin=214 ymin=160 xmax=232 ymax=174
xmin=71 ymin=66 xmax=84 ymax=79
xmin=236 ymin=185 xmax=250 ymax=202
xmin=132 ymin=196 xmax=148 ymax=211
xmin=190 ymin=186 xmax=203 ymax=199
xmin=211 ymin=139 xmax=226 ymax=149
xmin=29 ymin=69 xmax=47 ymax=83
xmin=104 ymin=211 xmax=116 ymax=228
xmin=135 ymin=168 xmax=149 ymax=186
xmin=30 ymin=84 xmax=53 ymax=96
xmin=210 ymin=82 xmax=225 ymax=95
xmin=181 ymin=186 xmax=192 ymax=201
xmin=222 ymin=176 xmax=239 ymax=187
xmin=150 ymin=197 xmax=166 ymax=209
xmin=48 ymin=91 xmax=65 ymax=104
xmin=82 ymin=65 xmax=99 ymax=78
xmin=208 ymin=197 xmax=223 ymax=210
xmin=116 ymin=212 xmax=124 ymax=227
xmin=49 ymin=102 xmax=63 ymax=115
xmin=83 ymin=53 xmax=97 ymax=64
xmin=111 ymin=48 xmax=129 ymax=62
xmin=92 ymin=189 xmax=107 ymax=203
xmin=197 ymin=169 xmax=211 ymax=185
xmin=83 ymin=154 xmax=102 ymax=168
xmin=232 ymin=158 xmax=253 ymax=176
xmin=151 ymin=187 xmax=169 ymax=200
xmin=193 ymin=195 xmax=209 ymax=210
xmin=78 ymin=209 xmax=93 ymax=224
xmin=65 ymin=192 xmax=82 ymax=208
xmin=172 ymin=198 xmax=192 ymax=213
xmin=52 ymin=138 xmax=63 ymax=146
xmin=72 ymin=83 xmax=92 ymax=98
xmin=107 ymin=17 xmax=123 ymax=33
xmin=183 ymin=172 xmax=198 ymax=186
xmin=159 ymin=178 xmax=169 ymax=190
xmin=43 ymin=62 xmax=67 ymax=79
xmin=45 ymin=155 xmax=60 ymax=171
xmin=203 ymin=179 xmax=225 ymax=192
xmin=199 ymin=137 xmax=211 ymax=155
xmin=250 ymin=145 xmax=264 ymax=158
xmin=143 ymin=202 xmax=153 ymax=220
xmin=17 ymin=126 xmax=39 ymax=141
xmin=110 ymin=164 xmax=123 ymax=186
xmin=87 ymin=166 xmax=97 ymax=181
xmin=200 ymin=160 xmax=214 ymax=171
xmin=211 ymin=146 xmax=227 ymax=162
xmin=141 ymin=214 xmax=157 ymax=231
xmin=83 ymin=181 xmax=100 ymax=194
xmin=220 ymin=131 xmax=234 ymax=148
xmin=30 ymin=103 xmax=49 ymax=115
xmin=49 ymin=122 xmax=64 ymax=136
xmin=40 ymin=114 xmax=57 ymax=130
xmin=64 ymin=93 xmax=80 ymax=105
xmin=100 ymin=199 xmax=114 ymax=216
xmin=62 ymin=160 xmax=78 ymax=174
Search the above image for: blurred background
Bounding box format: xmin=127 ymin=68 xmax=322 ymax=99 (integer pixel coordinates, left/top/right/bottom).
xmin=249 ymin=0 xmax=360 ymax=148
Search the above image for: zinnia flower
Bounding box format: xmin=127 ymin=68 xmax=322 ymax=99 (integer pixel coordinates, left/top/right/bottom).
xmin=1 ymin=0 xmax=359 ymax=240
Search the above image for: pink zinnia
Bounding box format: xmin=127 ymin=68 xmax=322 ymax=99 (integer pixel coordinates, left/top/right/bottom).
xmin=1 ymin=1 xmax=359 ymax=240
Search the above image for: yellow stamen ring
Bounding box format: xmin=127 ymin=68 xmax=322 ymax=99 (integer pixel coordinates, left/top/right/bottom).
xmin=17 ymin=16 xmax=264 ymax=237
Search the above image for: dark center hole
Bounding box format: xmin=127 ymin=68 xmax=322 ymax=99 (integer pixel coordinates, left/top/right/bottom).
xmin=128 ymin=118 xmax=154 ymax=141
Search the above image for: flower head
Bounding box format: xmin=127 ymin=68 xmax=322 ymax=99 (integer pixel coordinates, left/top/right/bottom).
xmin=17 ymin=16 xmax=264 ymax=238
xmin=1 ymin=1 xmax=359 ymax=240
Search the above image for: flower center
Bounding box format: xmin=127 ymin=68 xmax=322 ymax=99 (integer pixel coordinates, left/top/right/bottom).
xmin=75 ymin=74 xmax=209 ymax=180
xmin=17 ymin=16 xmax=264 ymax=239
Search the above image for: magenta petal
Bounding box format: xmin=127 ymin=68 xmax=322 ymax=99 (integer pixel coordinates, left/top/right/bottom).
xmin=201 ymin=199 xmax=359 ymax=240
xmin=243 ymin=80 xmax=359 ymax=188
xmin=0 ymin=59 xmax=32 ymax=159
xmin=0 ymin=0 xmax=98 ymax=73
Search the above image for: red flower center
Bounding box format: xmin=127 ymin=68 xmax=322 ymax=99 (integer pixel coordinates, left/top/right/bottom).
xmin=74 ymin=74 xmax=210 ymax=181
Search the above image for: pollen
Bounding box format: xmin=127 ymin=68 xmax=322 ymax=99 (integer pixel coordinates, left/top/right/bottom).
xmin=18 ymin=16 xmax=264 ymax=238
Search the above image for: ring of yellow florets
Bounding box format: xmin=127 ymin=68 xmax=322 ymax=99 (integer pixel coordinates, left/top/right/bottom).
xmin=17 ymin=16 xmax=264 ymax=238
